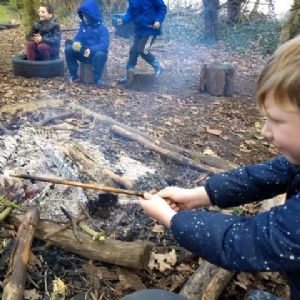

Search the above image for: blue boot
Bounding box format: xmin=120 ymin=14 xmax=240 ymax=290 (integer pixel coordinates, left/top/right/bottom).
xmin=152 ymin=58 xmax=164 ymax=78
xmin=119 ymin=68 xmax=135 ymax=86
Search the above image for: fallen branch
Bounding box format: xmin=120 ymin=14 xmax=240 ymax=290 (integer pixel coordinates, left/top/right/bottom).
xmin=37 ymin=112 xmax=75 ymax=126
xmin=2 ymin=207 xmax=40 ymax=300
xmin=9 ymin=215 xmax=153 ymax=269
xmin=111 ymin=125 xmax=221 ymax=174
xmin=0 ymin=196 xmax=26 ymax=212
xmin=0 ymin=100 xmax=64 ymax=114
xmin=69 ymin=103 xmax=234 ymax=171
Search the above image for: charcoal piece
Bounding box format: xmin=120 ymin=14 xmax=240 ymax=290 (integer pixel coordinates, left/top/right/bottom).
xmin=97 ymin=193 xmax=118 ymax=207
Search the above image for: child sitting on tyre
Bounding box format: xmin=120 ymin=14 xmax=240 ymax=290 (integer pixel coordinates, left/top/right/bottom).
xmin=27 ymin=3 xmax=61 ymax=61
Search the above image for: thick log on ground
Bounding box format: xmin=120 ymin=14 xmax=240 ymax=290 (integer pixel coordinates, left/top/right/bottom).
xmin=69 ymin=103 xmax=234 ymax=171
xmin=2 ymin=207 xmax=40 ymax=300
xmin=179 ymin=260 xmax=234 ymax=300
xmin=199 ymin=63 xmax=234 ymax=97
xmin=10 ymin=215 xmax=153 ymax=269
xmin=110 ymin=125 xmax=221 ymax=174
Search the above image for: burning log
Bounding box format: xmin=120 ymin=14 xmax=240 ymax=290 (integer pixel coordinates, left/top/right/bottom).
xmin=2 ymin=207 xmax=40 ymax=300
xmin=9 ymin=215 xmax=153 ymax=270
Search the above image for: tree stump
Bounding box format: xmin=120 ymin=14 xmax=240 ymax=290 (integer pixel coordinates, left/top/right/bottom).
xmin=199 ymin=63 xmax=234 ymax=96
xmin=79 ymin=62 xmax=108 ymax=84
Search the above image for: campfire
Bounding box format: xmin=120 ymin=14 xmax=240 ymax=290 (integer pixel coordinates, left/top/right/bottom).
xmin=0 ymin=106 xmax=228 ymax=299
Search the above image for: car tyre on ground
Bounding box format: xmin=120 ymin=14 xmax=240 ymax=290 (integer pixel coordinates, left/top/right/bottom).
xmin=12 ymin=54 xmax=64 ymax=78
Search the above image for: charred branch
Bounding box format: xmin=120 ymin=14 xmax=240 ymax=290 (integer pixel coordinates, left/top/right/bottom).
xmin=2 ymin=207 xmax=40 ymax=300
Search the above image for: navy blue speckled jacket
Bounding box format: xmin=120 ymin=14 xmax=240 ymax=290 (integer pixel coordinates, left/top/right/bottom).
xmin=29 ymin=18 xmax=61 ymax=55
xmin=171 ymin=156 xmax=300 ymax=299
xmin=122 ymin=0 xmax=167 ymax=36
xmin=74 ymin=0 xmax=109 ymax=55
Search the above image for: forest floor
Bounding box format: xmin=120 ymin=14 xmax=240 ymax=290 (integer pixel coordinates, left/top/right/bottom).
xmin=0 ymin=16 xmax=289 ymax=300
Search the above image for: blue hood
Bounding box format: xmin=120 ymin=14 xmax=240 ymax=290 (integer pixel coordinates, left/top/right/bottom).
xmin=78 ymin=0 xmax=103 ymax=23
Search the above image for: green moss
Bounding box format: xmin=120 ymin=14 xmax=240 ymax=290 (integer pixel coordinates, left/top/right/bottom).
xmin=0 ymin=3 xmax=19 ymax=23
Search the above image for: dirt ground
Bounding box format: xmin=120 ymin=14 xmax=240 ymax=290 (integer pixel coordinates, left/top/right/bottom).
xmin=0 ymin=24 xmax=289 ymax=300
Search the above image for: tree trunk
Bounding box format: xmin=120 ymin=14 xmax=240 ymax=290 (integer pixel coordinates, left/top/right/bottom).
xmin=16 ymin=0 xmax=40 ymax=37
xmin=279 ymin=0 xmax=300 ymax=44
xmin=202 ymin=0 xmax=219 ymax=43
xmin=227 ymin=0 xmax=242 ymax=24
xmin=249 ymin=0 xmax=260 ymax=19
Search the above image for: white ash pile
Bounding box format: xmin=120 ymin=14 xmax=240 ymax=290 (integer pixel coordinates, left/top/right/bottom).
xmin=0 ymin=126 xmax=155 ymax=220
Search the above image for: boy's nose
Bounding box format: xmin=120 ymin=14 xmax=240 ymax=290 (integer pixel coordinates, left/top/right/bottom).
xmin=261 ymin=121 xmax=273 ymax=140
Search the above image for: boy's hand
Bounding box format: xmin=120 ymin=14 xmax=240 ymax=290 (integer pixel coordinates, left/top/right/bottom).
xmin=72 ymin=41 xmax=82 ymax=52
xmin=139 ymin=192 xmax=176 ymax=228
xmin=83 ymin=48 xmax=90 ymax=57
xmin=153 ymin=21 xmax=160 ymax=29
xmin=33 ymin=33 xmax=42 ymax=44
xmin=157 ymin=186 xmax=211 ymax=211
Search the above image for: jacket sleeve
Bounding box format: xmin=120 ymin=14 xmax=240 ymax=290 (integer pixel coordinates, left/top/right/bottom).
xmin=42 ymin=22 xmax=61 ymax=46
xmin=122 ymin=1 xmax=136 ymax=25
xmin=154 ymin=0 xmax=167 ymax=23
xmin=73 ymin=23 xmax=85 ymax=43
xmin=89 ymin=25 xmax=109 ymax=55
xmin=205 ymin=156 xmax=291 ymax=208
xmin=170 ymin=195 xmax=300 ymax=272
xmin=28 ymin=22 xmax=38 ymax=40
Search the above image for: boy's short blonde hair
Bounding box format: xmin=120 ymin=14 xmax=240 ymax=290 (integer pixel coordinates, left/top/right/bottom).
xmin=257 ymin=36 xmax=300 ymax=111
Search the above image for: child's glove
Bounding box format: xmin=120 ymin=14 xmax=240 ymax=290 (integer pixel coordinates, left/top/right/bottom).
xmin=72 ymin=41 xmax=82 ymax=52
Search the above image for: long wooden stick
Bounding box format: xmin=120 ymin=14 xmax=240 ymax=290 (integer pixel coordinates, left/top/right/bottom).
xmin=10 ymin=173 xmax=144 ymax=197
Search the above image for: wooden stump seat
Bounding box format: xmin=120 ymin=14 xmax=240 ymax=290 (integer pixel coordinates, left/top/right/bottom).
xmin=79 ymin=62 xmax=108 ymax=84
xmin=199 ymin=63 xmax=234 ymax=97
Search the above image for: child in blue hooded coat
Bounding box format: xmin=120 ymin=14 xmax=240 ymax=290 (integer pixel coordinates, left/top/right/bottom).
xmin=135 ymin=36 xmax=300 ymax=300
xmin=65 ymin=0 xmax=109 ymax=87
xmin=117 ymin=0 xmax=167 ymax=86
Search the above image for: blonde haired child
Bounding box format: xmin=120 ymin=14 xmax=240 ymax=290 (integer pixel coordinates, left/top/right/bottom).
xmin=137 ymin=36 xmax=300 ymax=300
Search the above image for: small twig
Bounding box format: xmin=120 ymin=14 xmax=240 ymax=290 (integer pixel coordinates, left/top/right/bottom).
xmin=11 ymin=173 xmax=144 ymax=197
xmin=78 ymin=222 xmax=105 ymax=241
xmin=77 ymin=201 xmax=99 ymax=231
xmin=0 ymin=207 xmax=13 ymax=221
xmin=61 ymin=206 xmax=82 ymax=243
xmin=0 ymin=196 xmax=26 ymax=212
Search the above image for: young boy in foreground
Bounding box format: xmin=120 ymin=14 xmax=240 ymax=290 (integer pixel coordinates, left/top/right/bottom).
xmin=138 ymin=36 xmax=300 ymax=299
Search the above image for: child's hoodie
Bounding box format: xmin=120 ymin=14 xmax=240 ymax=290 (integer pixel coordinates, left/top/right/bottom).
xmin=74 ymin=0 xmax=109 ymax=56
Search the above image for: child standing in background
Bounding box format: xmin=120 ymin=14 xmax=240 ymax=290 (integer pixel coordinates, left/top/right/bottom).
xmin=135 ymin=36 xmax=300 ymax=300
xmin=27 ymin=3 xmax=61 ymax=61
xmin=117 ymin=0 xmax=167 ymax=86
xmin=64 ymin=0 xmax=109 ymax=88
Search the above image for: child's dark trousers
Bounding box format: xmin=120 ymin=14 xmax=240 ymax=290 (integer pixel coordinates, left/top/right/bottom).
xmin=65 ymin=45 xmax=107 ymax=82
xmin=127 ymin=34 xmax=156 ymax=70
xmin=27 ymin=41 xmax=57 ymax=60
